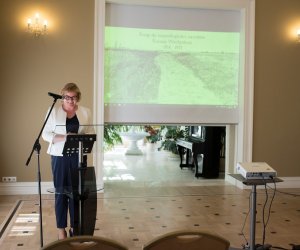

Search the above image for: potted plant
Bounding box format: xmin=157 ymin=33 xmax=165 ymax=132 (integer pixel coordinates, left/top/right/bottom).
xmin=143 ymin=125 xmax=160 ymax=151
xmin=103 ymin=125 xmax=123 ymax=151
xmin=158 ymin=126 xmax=185 ymax=154
xmin=144 ymin=125 xmax=161 ymax=143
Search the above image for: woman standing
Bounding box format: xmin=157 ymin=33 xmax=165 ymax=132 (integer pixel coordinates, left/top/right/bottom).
xmin=42 ymin=82 xmax=92 ymax=239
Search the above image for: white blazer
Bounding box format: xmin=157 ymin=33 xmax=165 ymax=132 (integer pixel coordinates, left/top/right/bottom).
xmin=42 ymin=104 xmax=93 ymax=156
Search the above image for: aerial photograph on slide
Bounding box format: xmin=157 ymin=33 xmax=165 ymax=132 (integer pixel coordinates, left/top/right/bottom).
xmin=104 ymin=27 xmax=240 ymax=107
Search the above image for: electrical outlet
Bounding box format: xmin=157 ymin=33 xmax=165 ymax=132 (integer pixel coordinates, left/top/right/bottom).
xmin=2 ymin=176 xmax=17 ymax=182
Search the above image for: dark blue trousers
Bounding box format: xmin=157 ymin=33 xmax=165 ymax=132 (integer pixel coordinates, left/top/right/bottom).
xmin=51 ymin=155 xmax=79 ymax=229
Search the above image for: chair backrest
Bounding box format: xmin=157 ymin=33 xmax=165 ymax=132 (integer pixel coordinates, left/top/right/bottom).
xmin=41 ymin=235 xmax=128 ymax=250
xmin=143 ymin=230 xmax=230 ymax=250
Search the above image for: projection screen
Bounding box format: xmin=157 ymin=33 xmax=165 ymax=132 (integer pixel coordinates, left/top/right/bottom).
xmin=104 ymin=3 xmax=241 ymax=124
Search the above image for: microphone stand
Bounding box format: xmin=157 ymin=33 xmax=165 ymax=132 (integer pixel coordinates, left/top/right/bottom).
xmin=25 ymin=95 xmax=60 ymax=248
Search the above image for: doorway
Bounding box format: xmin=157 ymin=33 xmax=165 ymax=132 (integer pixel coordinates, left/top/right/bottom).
xmin=103 ymin=125 xmax=226 ymax=184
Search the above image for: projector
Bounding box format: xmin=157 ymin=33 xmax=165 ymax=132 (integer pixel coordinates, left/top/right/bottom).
xmin=236 ymin=162 xmax=277 ymax=179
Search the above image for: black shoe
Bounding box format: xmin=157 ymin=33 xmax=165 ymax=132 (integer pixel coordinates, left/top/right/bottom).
xmin=69 ymin=228 xmax=74 ymax=237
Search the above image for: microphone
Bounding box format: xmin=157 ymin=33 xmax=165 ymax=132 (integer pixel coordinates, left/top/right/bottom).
xmin=48 ymin=92 xmax=62 ymax=99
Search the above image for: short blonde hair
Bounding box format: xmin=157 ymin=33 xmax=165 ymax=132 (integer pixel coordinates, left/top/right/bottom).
xmin=61 ymin=82 xmax=81 ymax=102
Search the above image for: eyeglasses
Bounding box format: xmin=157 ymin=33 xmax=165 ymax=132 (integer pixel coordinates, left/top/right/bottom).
xmin=62 ymin=95 xmax=78 ymax=101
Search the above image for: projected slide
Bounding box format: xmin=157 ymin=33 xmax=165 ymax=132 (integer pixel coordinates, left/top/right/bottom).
xmin=104 ymin=27 xmax=240 ymax=107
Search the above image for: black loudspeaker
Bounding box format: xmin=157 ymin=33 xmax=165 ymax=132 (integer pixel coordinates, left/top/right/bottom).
xmin=70 ymin=166 xmax=97 ymax=236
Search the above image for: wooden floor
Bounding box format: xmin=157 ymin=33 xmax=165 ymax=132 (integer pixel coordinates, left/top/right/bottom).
xmin=1 ymin=147 xmax=300 ymax=249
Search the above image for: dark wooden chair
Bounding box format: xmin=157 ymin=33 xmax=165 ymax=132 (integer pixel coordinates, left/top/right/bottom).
xmin=41 ymin=235 xmax=128 ymax=250
xmin=143 ymin=230 xmax=230 ymax=250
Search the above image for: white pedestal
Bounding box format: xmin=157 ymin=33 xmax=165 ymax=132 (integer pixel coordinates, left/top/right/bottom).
xmin=120 ymin=131 xmax=149 ymax=155
xmin=125 ymin=139 xmax=143 ymax=155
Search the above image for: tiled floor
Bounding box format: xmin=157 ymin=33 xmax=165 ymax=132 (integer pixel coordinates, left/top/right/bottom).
xmin=0 ymin=145 xmax=300 ymax=250
xmin=103 ymin=144 xmax=226 ymax=185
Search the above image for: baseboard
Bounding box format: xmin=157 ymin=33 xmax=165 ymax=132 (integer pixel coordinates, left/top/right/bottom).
xmin=0 ymin=182 xmax=53 ymax=195
xmin=0 ymin=177 xmax=299 ymax=195
xmin=225 ymin=175 xmax=300 ymax=189
xmin=0 ymin=182 xmax=104 ymax=195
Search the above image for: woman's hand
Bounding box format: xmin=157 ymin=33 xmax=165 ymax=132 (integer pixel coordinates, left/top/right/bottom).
xmin=52 ymin=134 xmax=67 ymax=143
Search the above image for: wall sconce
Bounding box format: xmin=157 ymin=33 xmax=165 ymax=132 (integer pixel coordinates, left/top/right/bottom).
xmin=27 ymin=13 xmax=48 ymax=37
xmin=297 ymin=29 xmax=300 ymax=43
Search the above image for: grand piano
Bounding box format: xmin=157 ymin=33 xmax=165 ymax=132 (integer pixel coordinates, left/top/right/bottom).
xmin=176 ymin=126 xmax=223 ymax=178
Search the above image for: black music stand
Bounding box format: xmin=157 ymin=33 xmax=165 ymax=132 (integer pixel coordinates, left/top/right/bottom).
xmin=62 ymin=134 xmax=97 ymax=236
xmin=230 ymin=174 xmax=283 ymax=250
